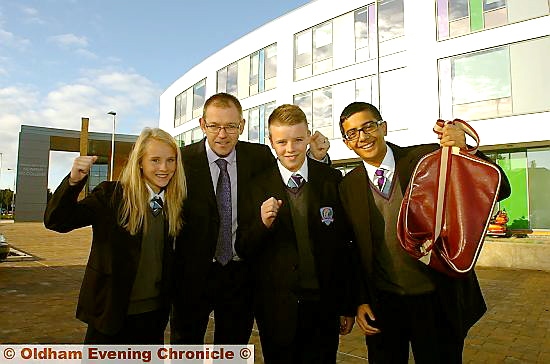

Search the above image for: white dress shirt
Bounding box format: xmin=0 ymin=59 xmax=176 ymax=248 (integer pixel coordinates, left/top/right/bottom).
xmin=362 ymin=144 xmax=396 ymax=193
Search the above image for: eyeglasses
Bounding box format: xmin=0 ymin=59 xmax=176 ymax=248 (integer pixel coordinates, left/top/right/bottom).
xmin=343 ymin=120 xmax=385 ymax=141
xmin=204 ymin=123 xmax=241 ymax=134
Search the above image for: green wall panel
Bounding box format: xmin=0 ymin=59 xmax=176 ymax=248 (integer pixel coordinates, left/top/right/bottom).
xmin=469 ymin=0 xmax=484 ymax=31
xmin=498 ymin=153 xmax=529 ymax=229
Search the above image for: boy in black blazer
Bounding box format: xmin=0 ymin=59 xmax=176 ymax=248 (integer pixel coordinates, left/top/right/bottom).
xmin=338 ymin=102 xmax=511 ymax=363
xmin=236 ymin=104 xmax=355 ymax=364
xmin=171 ymin=94 xmax=331 ymax=345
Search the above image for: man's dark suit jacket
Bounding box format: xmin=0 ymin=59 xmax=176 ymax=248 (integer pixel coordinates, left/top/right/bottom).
xmin=172 ymin=139 xmax=275 ymax=325
xmin=339 ymin=142 xmax=511 ymax=339
xmin=236 ymin=158 xmax=356 ymax=348
xmin=44 ymin=177 xmax=174 ymax=335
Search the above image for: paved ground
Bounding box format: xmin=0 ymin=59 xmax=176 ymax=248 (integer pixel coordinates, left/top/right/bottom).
xmin=0 ymin=221 xmax=549 ymax=363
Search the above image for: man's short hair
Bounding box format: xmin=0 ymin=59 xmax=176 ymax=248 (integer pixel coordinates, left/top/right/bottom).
xmin=339 ymin=102 xmax=382 ymax=138
xmin=202 ymin=92 xmax=243 ymax=119
xmin=268 ymin=104 xmax=308 ymax=130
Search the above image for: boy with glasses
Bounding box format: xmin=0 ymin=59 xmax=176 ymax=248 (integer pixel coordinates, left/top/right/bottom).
xmin=338 ymin=102 xmax=510 ymax=363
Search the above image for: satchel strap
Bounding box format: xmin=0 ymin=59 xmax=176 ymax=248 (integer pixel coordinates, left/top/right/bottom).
xmin=433 ymin=119 xmax=479 ymax=154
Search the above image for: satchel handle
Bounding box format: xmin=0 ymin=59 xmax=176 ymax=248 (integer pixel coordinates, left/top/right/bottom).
xmin=433 ymin=119 xmax=479 ymax=154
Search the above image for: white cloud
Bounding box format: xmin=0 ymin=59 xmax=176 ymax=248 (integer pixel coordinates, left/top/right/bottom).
xmin=20 ymin=6 xmax=45 ymax=25
xmin=0 ymin=28 xmax=31 ymax=50
xmin=75 ymin=48 xmax=98 ymax=59
xmin=21 ymin=6 xmax=38 ymax=16
xmin=48 ymin=33 xmax=88 ymax=48
xmin=0 ymin=68 xmax=161 ymax=189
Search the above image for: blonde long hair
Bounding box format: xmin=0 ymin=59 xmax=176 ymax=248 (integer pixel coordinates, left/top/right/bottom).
xmin=117 ymin=127 xmax=186 ymax=237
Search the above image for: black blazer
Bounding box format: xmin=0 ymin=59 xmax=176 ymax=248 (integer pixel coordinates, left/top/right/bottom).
xmin=44 ymin=176 xmax=174 ymax=335
xmin=174 ymin=139 xmax=276 ymax=302
xmin=236 ymin=159 xmax=356 ymax=341
xmin=339 ymin=142 xmax=511 ymax=339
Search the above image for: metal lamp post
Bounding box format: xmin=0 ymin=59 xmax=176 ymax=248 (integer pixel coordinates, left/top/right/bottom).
xmin=107 ymin=111 xmax=116 ymax=181
xmin=7 ymin=168 xmax=15 ymax=214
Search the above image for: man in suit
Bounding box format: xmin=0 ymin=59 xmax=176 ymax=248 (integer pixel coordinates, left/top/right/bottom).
xmin=171 ymin=94 xmax=330 ymax=344
xmin=338 ymin=102 xmax=511 ymax=363
xmin=236 ymin=104 xmax=355 ymax=363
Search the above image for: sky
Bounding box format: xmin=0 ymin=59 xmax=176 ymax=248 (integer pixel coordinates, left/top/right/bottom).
xmin=0 ymin=0 xmax=310 ymax=191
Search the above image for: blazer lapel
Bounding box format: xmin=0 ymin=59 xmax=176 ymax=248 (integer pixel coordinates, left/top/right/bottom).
xmin=265 ymin=168 xmax=295 ymax=234
xmin=235 ymin=142 xmax=251 ymax=218
xmin=187 ymin=139 xmax=217 ymax=210
xmin=390 ymin=142 xmax=425 ymax=195
xmin=306 ymin=160 xmax=323 ymax=230
xmin=346 ymin=165 xmax=375 ymax=275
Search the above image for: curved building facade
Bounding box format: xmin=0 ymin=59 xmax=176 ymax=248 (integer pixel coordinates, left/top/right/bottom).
xmin=160 ymin=0 xmax=550 ymax=230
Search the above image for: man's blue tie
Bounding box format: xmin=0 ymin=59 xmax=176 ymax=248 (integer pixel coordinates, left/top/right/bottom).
xmin=215 ymin=159 xmax=233 ymax=266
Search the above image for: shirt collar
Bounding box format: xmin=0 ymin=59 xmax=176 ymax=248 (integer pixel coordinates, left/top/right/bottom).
xmin=205 ymin=140 xmax=237 ymax=166
xmin=146 ymin=183 xmax=165 ymax=202
xmin=362 ymin=144 xmax=395 ymax=179
xmin=277 ymin=159 xmax=309 ymax=185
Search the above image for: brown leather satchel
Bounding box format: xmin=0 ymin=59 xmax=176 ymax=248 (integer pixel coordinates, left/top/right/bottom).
xmin=397 ymin=119 xmax=502 ymax=277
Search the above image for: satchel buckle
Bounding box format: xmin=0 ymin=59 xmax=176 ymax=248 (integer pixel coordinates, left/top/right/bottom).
xmin=420 ymin=240 xmax=432 ymax=255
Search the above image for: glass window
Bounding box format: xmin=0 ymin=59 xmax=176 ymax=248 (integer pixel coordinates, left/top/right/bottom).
xmin=191 ymin=127 xmax=203 ymax=143
xmin=312 ymin=88 xmax=333 ymax=138
xmin=355 ymin=6 xmax=374 ymax=62
xmin=192 ymin=79 xmax=206 ymax=118
xmin=509 ymin=36 xmax=550 ymax=114
xmin=249 ymin=52 xmax=259 ymax=96
xmin=379 ymin=0 xmax=404 ymax=42
xmin=263 ymin=101 xmax=276 ymax=144
xmin=264 ymin=44 xmax=277 ymax=91
xmin=293 ymin=92 xmax=313 ymax=129
xmin=217 ymin=44 xmax=277 ymax=98
xmin=184 ymin=131 xmax=192 ymax=146
xmin=451 ymin=47 xmax=511 ymax=119
xmin=293 ymin=86 xmax=333 ymax=139
xmin=313 ymin=22 xmax=332 ymax=62
xmin=248 ymin=107 xmax=260 ymax=143
xmin=441 ymin=37 xmax=550 ymax=120
xmin=172 ymin=79 xmax=205 ymax=124
xmin=295 ymin=30 xmax=312 ymax=69
xmin=354 ymin=8 xmax=369 ymax=50
xmin=245 ymin=101 xmax=276 ymax=145
xmin=227 ymin=63 xmax=238 ymax=96
xmin=88 ymin=164 xmax=108 ymax=192
xmin=449 ymin=0 xmax=469 ymax=20
xmin=175 ymin=94 xmax=181 ymax=123
xmin=174 ymin=133 xmax=184 ymax=148
xmin=217 ymin=68 xmax=227 ymax=93
xmin=484 ymin=0 xmax=506 ymax=11
xmin=495 ymin=151 xmax=529 ymax=229
xmin=356 ymin=76 xmax=374 ymax=103
xmin=436 ymin=0 xmax=550 ymax=40
xmin=527 ymin=148 xmax=550 ymax=229
xmin=294 ymin=21 xmax=335 ymax=80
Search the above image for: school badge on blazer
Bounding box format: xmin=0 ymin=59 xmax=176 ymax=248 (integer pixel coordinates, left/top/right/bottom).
xmin=320 ymin=207 xmax=334 ymax=226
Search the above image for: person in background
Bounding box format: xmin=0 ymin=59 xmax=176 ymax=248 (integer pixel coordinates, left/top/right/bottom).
xmin=338 ymin=102 xmax=511 ymax=363
xmin=171 ymin=93 xmax=331 ymax=345
xmin=236 ymin=104 xmax=356 ymax=363
xmin=44 ymin=127 xmax=186 ymax=344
